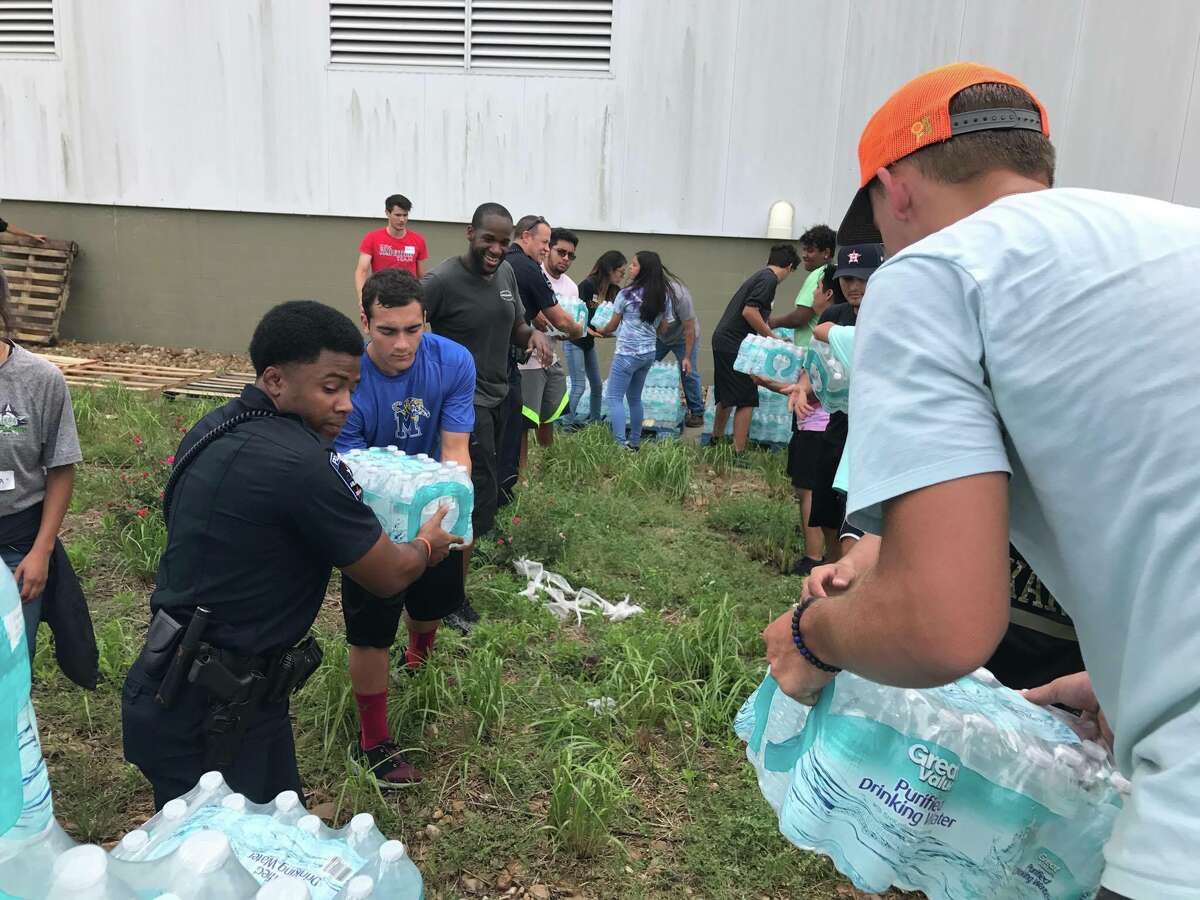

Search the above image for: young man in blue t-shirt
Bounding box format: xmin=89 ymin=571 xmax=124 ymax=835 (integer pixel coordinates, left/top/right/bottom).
xmin=335 ymin=268 xmax=476 ymax=786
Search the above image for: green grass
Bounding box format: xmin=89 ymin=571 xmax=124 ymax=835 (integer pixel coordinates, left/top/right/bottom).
xmin=33 ymin=385 xmax=870 ymax=899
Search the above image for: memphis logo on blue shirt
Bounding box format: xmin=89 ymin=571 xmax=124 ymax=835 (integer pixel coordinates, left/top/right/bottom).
xmin=334 ymin=333 xmax=476 ymax=459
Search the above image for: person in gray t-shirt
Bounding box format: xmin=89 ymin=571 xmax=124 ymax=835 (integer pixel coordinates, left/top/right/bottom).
xmin=653 ymin=272 xmax=703 ymax=425
xmin=0 ymin=270 xmax=83 ymax=657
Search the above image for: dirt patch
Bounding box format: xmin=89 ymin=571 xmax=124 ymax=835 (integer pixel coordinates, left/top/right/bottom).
xmin=54 ymin=339 xmax=250 ymax=373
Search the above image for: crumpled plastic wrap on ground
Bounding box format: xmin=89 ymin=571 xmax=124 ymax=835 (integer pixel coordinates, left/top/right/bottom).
xmin=513 ymin=559 xmax=644 ymax=624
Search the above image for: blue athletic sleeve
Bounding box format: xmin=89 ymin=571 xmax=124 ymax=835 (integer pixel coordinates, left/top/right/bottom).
xmin=440 ymin=344 xmax=476 ymax=433
xmin=846 ymin=256 xmax=1011 ymax=535
xmin=335 ymin=365 xmax=374 ymax=453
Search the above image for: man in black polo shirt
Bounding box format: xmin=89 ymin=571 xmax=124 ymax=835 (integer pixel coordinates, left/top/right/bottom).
xmin=710 ymin=244 xmax=801 ymax=454
xmin=122 ymin=301 xmax=459 ymax=808
xmin=422 ymin=203 xmax=553 ymax=631
xmin=497 ymin=215 xmax=585 ymax=504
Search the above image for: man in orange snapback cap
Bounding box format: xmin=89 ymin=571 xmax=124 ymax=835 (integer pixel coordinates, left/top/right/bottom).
xmin=763 ymin=63 xmax=1200 ymax=900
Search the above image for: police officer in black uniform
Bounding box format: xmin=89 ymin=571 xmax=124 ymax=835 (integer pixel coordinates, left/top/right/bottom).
xmin=122 ymin=300 xmax=459 ymax=808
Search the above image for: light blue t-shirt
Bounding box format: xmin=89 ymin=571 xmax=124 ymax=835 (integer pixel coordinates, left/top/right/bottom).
xmin=612 ymin=287 xmax=673 ymax=357
xmin=826 ymin=325 xmax=853 ymax=495
xmin=845 ymin=188 xmax=1200 ymax=900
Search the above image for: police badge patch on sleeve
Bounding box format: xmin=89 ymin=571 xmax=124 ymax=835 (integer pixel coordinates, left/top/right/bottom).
xmin=330 ymin=451 xmax=365 ymax=501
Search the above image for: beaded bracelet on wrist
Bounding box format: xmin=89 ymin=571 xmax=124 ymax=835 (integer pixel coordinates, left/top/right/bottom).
xmin=791 ymin=597 xmax=841 ymax=674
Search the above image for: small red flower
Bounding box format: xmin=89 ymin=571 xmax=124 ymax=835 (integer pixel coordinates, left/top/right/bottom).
xmin=511 ymin=516 xmax=521 ymax=525
xmin=164 ymin=455 xmax=176 ymax=465
xmin=142 ymin=471 xmax=150 ymax=478
xmin=133 ymin=435 xmax=144 ymax=446
xmin=496 ymin=538 xmax=506 ymax=546
xmin=135 ymin=508 xmax=149 ymax=518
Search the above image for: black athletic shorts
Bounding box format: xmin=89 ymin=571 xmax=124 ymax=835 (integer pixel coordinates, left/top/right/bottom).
xmin=470 ymin=402 xmax=507 ymax=536
xmin=342 ymin=550 xmax=465 ymax=648
xmin=712 ymin=349 xmax=758 ymax=408
xmin=787 ymin=429 xmax=836 ymax=490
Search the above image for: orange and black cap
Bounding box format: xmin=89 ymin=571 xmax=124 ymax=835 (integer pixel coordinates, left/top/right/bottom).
xmin=837 ymin=62 xmax=1050 ymax=245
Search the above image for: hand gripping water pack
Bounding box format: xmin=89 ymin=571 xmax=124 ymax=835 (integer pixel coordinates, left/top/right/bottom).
xmin=734 ymin=335 xmax=805 ymax=383
xmin=549 ymin=295 xmax=589 ymax=337
xmin=342 ymin=448 xmax=474 ymax=547
xmin=589 ymin=301 xmax=615 ymax=331
xmin=735 ymin=671 xmax=1125 ymax=900
xmin=803 ymin=339 xmax=849 ymax=413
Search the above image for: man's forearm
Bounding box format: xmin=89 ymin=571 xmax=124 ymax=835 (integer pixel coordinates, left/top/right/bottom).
xmin=34 ymin=466 xmax=73 ymax=557
xmin=683 ymin=320 xmax=696 ymax=359
xmin=770 ymin=307 xmax=815 ymax=329
xmin=743 ymin=308 xmax=773 ymax=337
xmin=512 ymin=319 xmax=534 ymax=348
xmin=798 ymin=567 xmax=975 ymax=688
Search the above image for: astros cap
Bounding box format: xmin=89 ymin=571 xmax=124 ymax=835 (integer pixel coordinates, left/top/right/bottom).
xmin=838 ymin=62 xmax=1050 ymax=245
xmin=834 ymin=243 xmax=885 ymax=281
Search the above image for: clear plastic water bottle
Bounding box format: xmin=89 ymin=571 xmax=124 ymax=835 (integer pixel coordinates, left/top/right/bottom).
xmin=340 ymin=875 xmax=375 ymax=899
xmin=271 ymin=791 xmax=305 ymax=827
xmin=298 ymin=814 xmax=336 ymax=842
xmin=45 ymin=844 xmax=136 ymax=900
xmin=257 ymin=876 xmax=314 ymax=899
xmin=167 ymin=830 xmax=259 ymax=899
xmin=358 ymin=840 xmax=423 ymax=899
xmin=345 ymin=813 xmax=386 ymax=859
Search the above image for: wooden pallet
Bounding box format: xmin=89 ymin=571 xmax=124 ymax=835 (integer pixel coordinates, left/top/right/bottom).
xmin=34 ymin=352 xmax=95 ymax=371
xmin=0 ymin=235 xmax=80 ymax=345
xmin=61 ymin=361 xmax=214 ymax=392
xmin=162 ymin=371 xmax=255 ymax=400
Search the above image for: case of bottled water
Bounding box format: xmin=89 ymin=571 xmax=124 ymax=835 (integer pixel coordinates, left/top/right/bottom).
xmin=107 ymin=774 xmax=425 ymax=899
xmin=735 ymin=671 xmax=1125 ymax=900
xmin=0 ymin=567 xmax=80 ymax=900
xmin=771 ymin=326 xmax=795 ymax=342
xmin=803 ymin=339 xmax=850 ymax=413
xmin=588 ymin=300 xmax=615 ymax=331
xmin=750 ymin=386 xmax=793 ymax=445
xmin=341 ymin=448 xmax=473 ymax=547
xmin=639 ymin=362 xmax=684 ymax=428
xmin=546 ymin=295 xmax=588 ymax=337
xmin=701 ymin=387 xmax=791 ymax=445
xmin=733 ymin=335 xmax=805 ymax=383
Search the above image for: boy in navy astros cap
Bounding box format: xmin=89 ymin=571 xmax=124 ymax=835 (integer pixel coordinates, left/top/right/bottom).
xmin=763 ymin=62 xmax=1200 ymax=900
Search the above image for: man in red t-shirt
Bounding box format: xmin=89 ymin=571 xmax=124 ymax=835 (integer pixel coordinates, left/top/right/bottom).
xmin=355 ymin=193 xmax=429 ymax=299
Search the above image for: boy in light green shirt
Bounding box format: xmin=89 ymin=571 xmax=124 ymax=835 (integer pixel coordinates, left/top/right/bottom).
xmin=769 ymin=224 xmax=834 ymax=347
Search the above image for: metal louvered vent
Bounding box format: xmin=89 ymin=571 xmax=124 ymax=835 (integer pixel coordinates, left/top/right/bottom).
xmin=470 ymin=1 xmax=612 ymax=71
xmin=0 ymin=0 xmax=56 ymax=58
xmin=330 ymin=0 xmax=613 ymax=73
xmin=330 ymin=1 xmax=468 ymax=68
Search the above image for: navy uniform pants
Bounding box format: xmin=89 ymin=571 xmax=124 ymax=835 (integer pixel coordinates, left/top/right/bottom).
xmin=121 ymin=659 xmax=302 ymax=809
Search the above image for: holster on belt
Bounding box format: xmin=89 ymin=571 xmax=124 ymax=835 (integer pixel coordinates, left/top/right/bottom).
xmin=186 ymin=635 xmax=324 ymax=769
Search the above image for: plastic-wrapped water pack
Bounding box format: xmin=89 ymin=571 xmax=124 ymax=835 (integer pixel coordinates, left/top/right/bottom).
xmin=703 ymin=386 xmax=791 ymax=445
xmin=341 ymin=447 xmax=473 ymax=546
xmin=589 ymin=301 xmax=615 ymax=331
xmin=546 ymin=295 xmax=588 ymax=337
xmin=735 ymin=671 xmax=1125 ymax=900
xmin=734 ymin=335 xmax=805 ymax=383
xmin=803 ymin=339 xmax=849 ymax=413
xmin=640 ymin=362 xmax=684 ymax=428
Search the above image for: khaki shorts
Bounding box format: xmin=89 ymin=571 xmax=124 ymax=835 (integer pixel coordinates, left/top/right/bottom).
xmin=519 ymin=361 xmax=569 ymax=426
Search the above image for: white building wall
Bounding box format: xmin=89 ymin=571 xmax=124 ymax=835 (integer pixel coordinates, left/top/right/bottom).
xmin=1 ymin=0 xmax=1199 ymax=239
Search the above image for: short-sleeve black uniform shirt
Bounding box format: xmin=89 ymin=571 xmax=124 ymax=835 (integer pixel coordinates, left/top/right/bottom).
xmin=712 ymin=268 xmax=781 ymax=353
xmin=151 ymin=386 xmax=382 ymax=656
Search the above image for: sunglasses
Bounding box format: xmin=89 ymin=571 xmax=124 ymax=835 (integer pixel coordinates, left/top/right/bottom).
xmin=553 ymin=248 xmax=576 ymax=260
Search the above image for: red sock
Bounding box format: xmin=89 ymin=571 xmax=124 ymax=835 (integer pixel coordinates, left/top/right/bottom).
xmin=355 ymin=691 xmax=389 ymax=751
xmin=406 ymin=627 xmax=438 ymax=669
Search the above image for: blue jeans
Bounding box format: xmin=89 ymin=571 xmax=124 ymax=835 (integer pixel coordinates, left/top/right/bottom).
xmin=564 ymin=342 xmax=603 ymax=423
xmin=1 ymin=547 xmax=41 ymax=664
xmin=606 ymin=351 xmax=655 ymax=447
xmin=655 ymin=337 xmax=703 ymax=415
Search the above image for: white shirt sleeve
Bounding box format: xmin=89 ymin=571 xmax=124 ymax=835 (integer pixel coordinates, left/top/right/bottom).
xmin=846 ymin=255 xmax=1011 ymax=534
